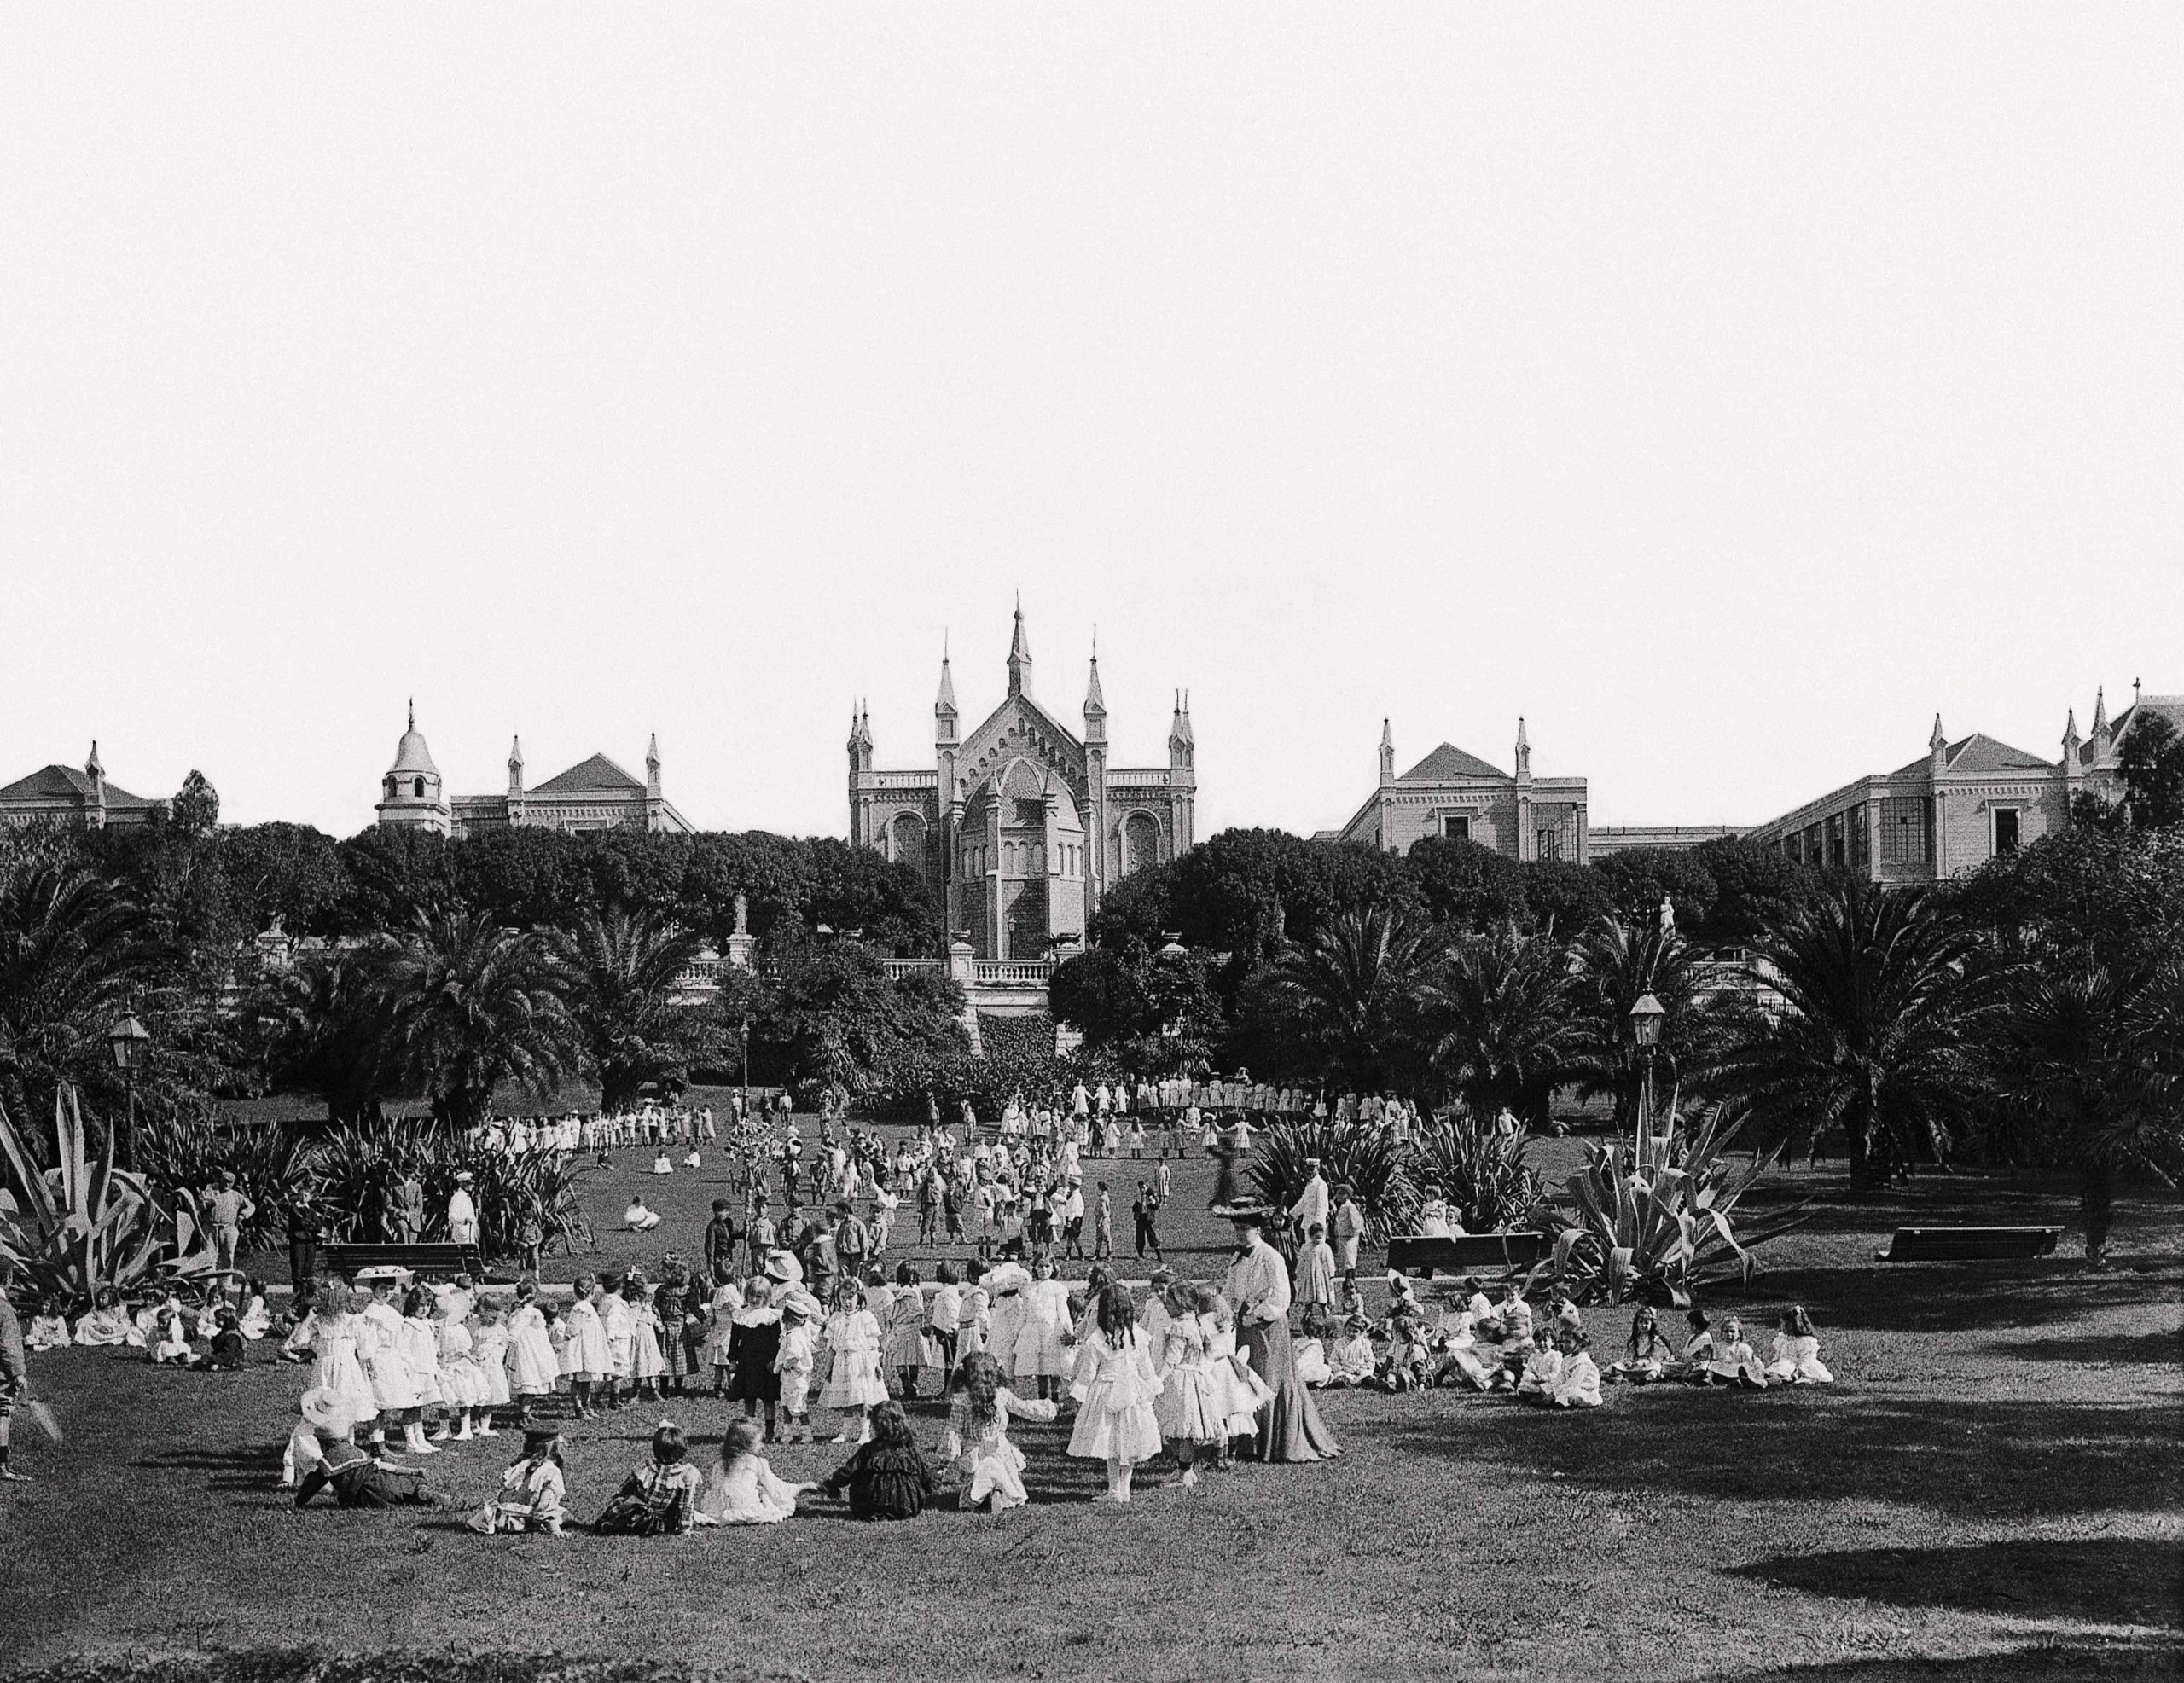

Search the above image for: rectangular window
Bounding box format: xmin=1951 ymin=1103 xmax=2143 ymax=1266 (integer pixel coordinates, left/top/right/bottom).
xmin=1849 ymin=804 xmax=1871 ymax=871
xmin=1536 ymin=826 xmax=1562 ymax=862
xmin=1879 ymin=797 xmax=1928 ymax=865
xmin=1442 ymin=814 xmax=1471 ymax=842
xmin=1994 ymin=807 xmax=2021 ymax=856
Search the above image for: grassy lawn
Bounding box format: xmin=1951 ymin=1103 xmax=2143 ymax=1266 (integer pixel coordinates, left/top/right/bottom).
xmin=3 ymin=1111 xmax=2179 ymax=1682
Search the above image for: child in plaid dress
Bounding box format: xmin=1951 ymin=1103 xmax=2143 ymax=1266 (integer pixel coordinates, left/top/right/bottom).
xmin=594 ymin=1421 xmax=703 ymax=1536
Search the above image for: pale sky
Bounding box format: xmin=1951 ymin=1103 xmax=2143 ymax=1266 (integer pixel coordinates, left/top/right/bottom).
xmin=3 ymin=7 xmax=2178 ymax=841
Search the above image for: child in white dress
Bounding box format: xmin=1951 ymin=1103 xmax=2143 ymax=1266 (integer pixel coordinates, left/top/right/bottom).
xmin=1516 ymin=1329 xmax=1565 ymax=1404
xmin=625 ymin=1277 xmax=668 ymax=1403
xmin=564 ymin=1278 xmax=613 ymax=1417
xmin=1764 ymin=1306 xmax=1835 ymax=1384
xmin=698 ymin=1417 xmax=811 ymax=1524
xmin=1201 ymin=1290 xmax=1271 ymax=1463
xmin=1671 ymin=1309 xmax=1716 ymax=1380
xmin=73 ymin=1288 xmax=131 ymax=1348
xmin=503 ymin=1283 xmax=560 ymax=1425
xmin=396 ymin=1287 xmax=448 ymax=1448
xmin=938 ymin=1351 xmax=1060 ymax=1513
xmin=601 ymin=1279 xmax=636 ymax=1410
xmin=472 ymin=1425 xmax=568 ymax=1535
xmin=237 ymin=1281 xmax=273 ymax=1341
xmin=1015 ymin=1260 xmax=1073 ymax=1402
xmin=1325 ymin=1313 xmax=1378 ymax=1387
xmin=1066 ymin=1284 xmax=1165 ymax=1503
xmin=436 ymin=1294 xmax=490 ymax=1441
xmin=1551 ymin=1330 xmax=1603 ymax=1407
xmin=1292 ymin=1305 xmax=1333 ymax=1388
xmin=817 ymin=1280 xmax=888 ymax=1442
xmin=471 ymin=1298 xmax=511 ymax=1435
xmin=26 ymin=1300 xmax=70 ymax=1351
xmin=705 ymin=1284 xmax=741 ymax=1396
xmin=1706 ymin=1316 xmax=1769 ymax=1389
xmin=1609 ymin=1306 xmax=1673 ymax=1384
xmin=150 ymin=1294 xmax=193 ymax=1364
xmin=1149 ymin=1284 xmax=1224 ymax=1487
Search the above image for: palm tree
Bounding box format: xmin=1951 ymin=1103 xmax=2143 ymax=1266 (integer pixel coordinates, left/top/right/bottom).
xmin=256 ymin=942 xmax=404 ymax=1127
xmin=1713 ymin=876 xmax=1979 ymax=1189
xmin=1995 ymin=955 xmax=2184 ymax=1266
xmin=559 ymin=904 xmax=714 ymax=1112
xmin=1566 ymin=913 xmax=1716 ymax=1132
xmin=1420 ymin=923 xmax=1584 ymax=1129
xmin=1263 ymin=905 xmax=1443 ymax=1095
xmin=386 ymin=909 xmax=574 ymax=1130
xmin=0 ymin=861 xmax=152 ymax=1127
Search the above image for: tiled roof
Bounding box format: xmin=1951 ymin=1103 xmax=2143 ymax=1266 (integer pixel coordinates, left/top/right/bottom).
xmin=0 ymin=764 xmax=155 ymax=807
xmin=527 ymin=753 xmax=645 ymax=797
xmin=2114 ymin=696 xmax=2184 ymax=746
xmin=1890 ymin=734 xmax=2054 ymax=780
xmin=1400 ymin=743 xmax=1507 ymax=783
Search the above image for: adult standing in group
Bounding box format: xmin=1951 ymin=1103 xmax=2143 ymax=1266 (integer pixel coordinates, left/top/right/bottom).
xmin=394 ymin=1163 xmax=426 ymax=1244
xmin=284 ymin=1187 xmax=325 ymax=1292
xmin=833 ymin=1199 xmax=871 ymax=1285
xmin=204 ymin=1169 xmax=257 ymax=1279
xmin=1219 ymin=1205 xmax=1339 ymax=1464
xmin=1330 ymin=1182 xmax=1365 ymax=1309
xmin=703 ymin=1200 xmax=740 ymax=1285
xmin=1287 ymin=1158 xmax=1330 ymax=1271
xmin=446 ymin=1170 xmax=480 ymax=1246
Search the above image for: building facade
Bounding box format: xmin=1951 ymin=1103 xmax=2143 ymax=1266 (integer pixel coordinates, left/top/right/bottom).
xmin=0 ymin=744 xmax=162 ymax=829
xmin=1318 ymin=719 xmax=1589 ymax=862
xmin=1744 ymin=686 xmax=2175 ymax=881
xmin=848 ymin=606 xmax=1196 ymax=960
xmin=375 ymin=707 xmax=693 ymax=837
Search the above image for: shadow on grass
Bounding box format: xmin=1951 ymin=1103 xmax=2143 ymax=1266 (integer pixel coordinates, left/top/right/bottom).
xmin=1728 ymin=1263 xmax=2178 ymax=1337
xmin=1728 ymin=1537 xmax=2183 ymax=1628
xmin=1706 ymin=1641 xmax=2182 ymax=1681
xmin=1986 ymin=1330 xmax=2184 ymax=1367
xmin=1400 ymin=1391 xmax=2184 ymax=1518
xmin=0 ymin=1651 xmax=808 ymax=1683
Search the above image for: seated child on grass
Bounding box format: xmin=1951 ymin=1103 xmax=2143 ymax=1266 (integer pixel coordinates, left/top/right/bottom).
xmin=1705 ymin=1316 xmax=1768 ymax=1389
xmin=819 ymin=1400 xmax=937 ymax=1521
xmin=25 ymin=1299 xmax=71 ymax=1351
xmin=182 ymin=1307 xmax=248 ymax=1370
xmin=594 ymin=1421 xmax=704 ymax=1535
xmin=1550 ymin=1329 xmax=1602 ymax=1408
xmin=1764 ymin=1306 xmax=1834 ymax=1384
xmin=1325 ymin=1313 xmax=1378 ymax=1387
xmin=699 ymin=1416 xmax=813 ymax=1525
xmin=471 ymin=1425 xmax=569 ymax=1535
xmin=1609 ymin=1306 xmax=1674 ymax=1383
xmin=73 ymin=1288 xmax=131 ymax=1348
xmin=1515 ymin=1328 xmax=1564 ymax=1404
xmin=1292 ymin=1306 xmax=1333 ymax=1388
xmin=1375 ymin=1314 xmax=1431 ymax=1392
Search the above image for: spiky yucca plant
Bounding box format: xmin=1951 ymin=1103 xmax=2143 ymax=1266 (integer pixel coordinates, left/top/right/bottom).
xmin=1546 ymin=1095 xmax=1804 ymax=1306
xmin=1246 ymin=1118 xmax=1419 ymax=1241
xmin=131 ymin=1109 xmax=317 ymax=1256
xmin=1411 ymin=1114 xmax=1544 ymax=1233
xmin=0 ymin=1088 xmax=218 ymax=1304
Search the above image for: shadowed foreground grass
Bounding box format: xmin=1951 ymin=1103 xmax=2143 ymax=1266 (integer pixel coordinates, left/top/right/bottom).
xmin=3 ymin=1123 xmax=2179 ymax=1682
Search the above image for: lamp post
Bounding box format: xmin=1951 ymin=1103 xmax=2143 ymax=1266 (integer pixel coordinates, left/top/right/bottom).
xmin=107 ymin=1014 xmax=151 ymax=1169
xmin=1629 ymin=992 xmax=1665 ymax=1146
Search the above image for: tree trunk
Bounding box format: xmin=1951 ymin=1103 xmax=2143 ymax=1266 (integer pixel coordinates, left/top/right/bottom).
xmin=2082 ymin=1157 xmax=2115 ymax=1268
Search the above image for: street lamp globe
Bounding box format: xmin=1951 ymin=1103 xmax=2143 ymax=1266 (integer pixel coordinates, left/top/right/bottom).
xmin=1629 ymin=993 xmax=1666 ymax=1050
xmin=108 ymin=1015 xmax=151 ymax=1072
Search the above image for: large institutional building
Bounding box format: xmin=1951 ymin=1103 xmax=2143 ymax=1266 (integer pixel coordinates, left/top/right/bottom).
xmin=1744 ymin=686 xmax=2179 ymax=881
xmin=1317 ymin=719 xmax=1592 ymax=862
xmin=848 ymin=606 xmax=1196 ymax=960
xmin=0 ymin=744 xmax=162 ymax=829
xmin=375 ymin=707 xmax=694 ymax=838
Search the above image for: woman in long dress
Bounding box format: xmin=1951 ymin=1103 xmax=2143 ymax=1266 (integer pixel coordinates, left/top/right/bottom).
xmin=1066 ymin=1284 xmax=1165 ymax=1503
xmin=1221 ymin=1207 xmax=1339 ymax=1463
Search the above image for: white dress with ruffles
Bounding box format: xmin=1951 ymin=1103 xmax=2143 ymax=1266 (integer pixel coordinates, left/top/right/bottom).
xmin=1066 ymin=1326 xmax=1165 ymax=1462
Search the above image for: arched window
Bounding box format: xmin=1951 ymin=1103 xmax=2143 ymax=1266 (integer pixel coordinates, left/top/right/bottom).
xmin=413 ymin=776 xmax=426 ymax=798
xmin=889 ymin=812 xmax=925 ymax=866
xmin=1124 ymin=812 xmax=1160 ymax=874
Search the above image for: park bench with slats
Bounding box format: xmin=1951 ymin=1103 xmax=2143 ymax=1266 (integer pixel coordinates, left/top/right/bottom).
xmin=322 ymin=1241 xmax=487 ymax=1281
xmin=1874 ymin=1226 xmax=2062 ymax=1262
xmin=1386 ymin=1231 xmax=1549 ymax=1276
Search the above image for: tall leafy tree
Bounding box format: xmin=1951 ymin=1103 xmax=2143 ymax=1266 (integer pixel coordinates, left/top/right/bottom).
xmin=560 ymin=905 xmax=720 ymax=1111
xmin=0 ymin=861 xmax=154 ymax=1126
xmin=2118 ymin=710 xmax=2184 ymax=829
xmin=1713 ymin=876 xmax=1980 ymax=1187
xmin=385 ymin=910 xmax=574 ymax=1129
xmin=1420 ymin=924 xmax=1584 ymax=1128
xmin=1565 ymin=913 xmax=1716 ymax=1131
xmin=1256 ymin=904 xmax=1443 ymax=1095
xmin=255 ymin=943 xmax=404 ymax=1126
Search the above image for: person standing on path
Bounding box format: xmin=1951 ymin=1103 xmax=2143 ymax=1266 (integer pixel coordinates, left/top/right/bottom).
xmin=395 ymin=1164 xmax=426 ymax=1244
xmin=703 ymin=1202 xmax=741 ymax=1285
xmin=285 ymin=1188 xmax=324 ymax=1292
xmin=205 ymin=1170 xmax=257 ymax=1281
xmin=446 ymin=1171 xmax=480 ymax=1246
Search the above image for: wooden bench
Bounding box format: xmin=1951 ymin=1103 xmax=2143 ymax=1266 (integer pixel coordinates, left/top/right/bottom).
xmin=322 ymin=1242 xmax=488 ymax=1281
xmin=1386 ymin=1231 xmax=1549 ymax=1276
xmin=1875 ymin=1226 xmax=2062 ymax=1262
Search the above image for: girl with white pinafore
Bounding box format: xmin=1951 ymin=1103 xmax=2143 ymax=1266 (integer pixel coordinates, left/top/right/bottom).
xmin=1066 ymin=1284 xmax=1165 ymax=1503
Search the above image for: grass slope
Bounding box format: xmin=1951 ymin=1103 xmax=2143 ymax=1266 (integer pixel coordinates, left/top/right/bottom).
xmin=2 ymin=1119 xmax=2178 ymax=1683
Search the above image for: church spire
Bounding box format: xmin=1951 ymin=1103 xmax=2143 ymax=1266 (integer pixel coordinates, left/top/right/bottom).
xmin=1379 ymin=718 xmax=1394 ymax=787
xmin=1083 ymin=631 xmax=1106 ymax=719
xmin=508 ymin=735 xmax=524 ymax=799
xmin=1007 ymin=597 xmax=1033 ymax=698
xmin=646 ymin=734 xmax=662 ymax=798
xmin=1514 ymin=717 xmax=1531 ymax=783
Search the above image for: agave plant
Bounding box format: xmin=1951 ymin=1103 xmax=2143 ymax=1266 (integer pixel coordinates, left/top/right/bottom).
xmin=0 ymin=1088 xmax=218 ymax=1304
xmin=1246 ymin=1118 xmax=1420 ymax=1242
xmin=131 ymin=1106 xmax=318 ymax=1256
xmin=1411 ymin=1113 xmax=1544 ymax=1233
xmin=1544 ymin=1095 xmax=1805 ymax=1306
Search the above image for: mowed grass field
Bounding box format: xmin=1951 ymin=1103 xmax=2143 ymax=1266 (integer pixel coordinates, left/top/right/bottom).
xmin=2 ymin=1108 xmax=2180 ymax=1683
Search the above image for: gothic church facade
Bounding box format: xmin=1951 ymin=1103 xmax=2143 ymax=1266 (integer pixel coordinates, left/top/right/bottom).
xmin=848 ymin=607 xmax=1196 ymax=960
